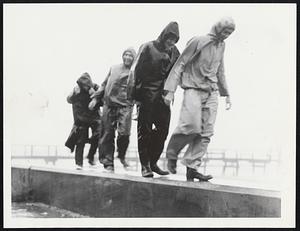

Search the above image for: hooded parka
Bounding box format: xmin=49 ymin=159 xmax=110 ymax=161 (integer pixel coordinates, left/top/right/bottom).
xmin=65 ymin=73 xmax=103 ymax=166
xmin=130 ymin=22 xmax=180 ymax=172
xmin=164 ymin=17 xmax=235 ymax=170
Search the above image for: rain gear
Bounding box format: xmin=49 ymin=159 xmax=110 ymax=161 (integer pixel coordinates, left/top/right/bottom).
xmin=95 ymin=48 xmax=136 ymax=168
xmin=94 ymin=48 xmax=136 ymax=107
xmin=165 ymin=18 xmax=235 ymax=170
xmin=67 ymin=73 xmax=101 ymax=124
xmin=128 ymin=21 xmax=180 ymax=103
xmin=129 ymin=22 xmax=180 ymax=169
xmin=65 ymin=73 xmax=103 ymax=166
xmin=164 ymin=17 xmax=235 ymax=96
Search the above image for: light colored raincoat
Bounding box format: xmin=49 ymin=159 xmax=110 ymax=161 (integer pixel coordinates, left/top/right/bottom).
xmin=164 ymin=17 xmax=235 ymax=135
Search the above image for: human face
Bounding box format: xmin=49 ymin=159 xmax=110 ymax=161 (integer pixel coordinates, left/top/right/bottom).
xmin=81 ymin=85 xmax=90 ymax=92
xmin=164 ymin=38 xmax=177 ymax=50
xmin=123 ymin=52 xmax=134 ymax=67
xmin=218 ymin=28 xmax=234 ymax=40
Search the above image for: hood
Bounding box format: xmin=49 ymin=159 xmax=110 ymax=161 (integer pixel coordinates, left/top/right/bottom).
xmin=76 ymin=72 xmax=93 ymax=90
xmin=209 ymin=17 xmax=235 ymax=41
xmin=157 ymin=21 xmax=180 ymax=44
xmin=122 ymin=47 xmax=137 ymax=60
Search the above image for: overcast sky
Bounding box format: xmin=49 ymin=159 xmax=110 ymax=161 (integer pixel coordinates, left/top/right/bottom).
xmin=4 ymin=3 xmax=296 ymax=156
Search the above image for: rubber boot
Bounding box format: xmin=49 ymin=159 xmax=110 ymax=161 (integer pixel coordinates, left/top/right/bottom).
xmin=186 ymin=167 xmax=213 ymax=182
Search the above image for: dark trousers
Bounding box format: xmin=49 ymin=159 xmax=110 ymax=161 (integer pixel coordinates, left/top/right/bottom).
xmin=75 ymin=120 xmax=102 ymax=166
xmin=99 ymin=105 xmax=132 ymax=167
xmin=137 ymin=99 xmax=170 ymax=167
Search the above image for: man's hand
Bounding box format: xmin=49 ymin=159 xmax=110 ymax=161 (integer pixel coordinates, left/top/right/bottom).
xmin=225 ymin=96 xmax=232 ymax=110
xmin=163 ymin=92 xmax=174 ymax=106
xmin=90 ymin=89 xmax=102 ymax=99
xmin=89 ymin=88 xmax=95 ymax=96
xmin=88 ymin=98 xmax=97 ymax=110
xmin=74 ymin=86 xmax=81 ymax=95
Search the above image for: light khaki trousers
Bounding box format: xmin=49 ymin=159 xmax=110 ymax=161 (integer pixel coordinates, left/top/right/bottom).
xmin=166 ymin=89 xmax=218 ymax=170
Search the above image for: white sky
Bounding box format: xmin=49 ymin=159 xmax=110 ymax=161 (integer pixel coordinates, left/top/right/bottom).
xmin=4 ymin=3 xmax=296 ymax=155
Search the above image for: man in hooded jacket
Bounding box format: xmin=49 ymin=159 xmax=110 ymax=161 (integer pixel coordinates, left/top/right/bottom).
xmin=89 ymin=48 xmax=136 ymax=172
xmin=128 ymin=22 xmax=180 ymax=177
xmin=163 ymin=17 xmax=235 ymax=181
xmin=66 ymin=72 xmax=102 ymax=169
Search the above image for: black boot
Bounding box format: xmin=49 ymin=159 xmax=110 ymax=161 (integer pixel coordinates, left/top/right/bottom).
xmin=167 ymin=159 xmax=177 ymax=174
xmin=151 ymin=164 xmax=169 ymax=175
xmin=104 ymin=165 xmax=114 ymax=173
xmin=141 ymin=165 xmax=154 ymax=177
xmin=119 ymin=158 xmax=130 ymax=168
xmin=186 ymin=167 xmax=213 ymax=182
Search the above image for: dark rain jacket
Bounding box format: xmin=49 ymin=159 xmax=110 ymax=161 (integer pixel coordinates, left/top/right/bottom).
xmin=67 ymin=73 xmax=101 ymax=125
xmin=129 ymin=22 xmax=180 ymax=103
xmin=65 ymin=73 xmax=102 ymax=152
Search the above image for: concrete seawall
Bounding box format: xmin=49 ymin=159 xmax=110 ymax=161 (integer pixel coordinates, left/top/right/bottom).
xmin=12 ymin=165 xmax=281 ymax=217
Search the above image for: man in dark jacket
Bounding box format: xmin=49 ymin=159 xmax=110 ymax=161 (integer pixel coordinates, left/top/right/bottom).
xmin=128 ymin=22 xmax=180 ymax=177
xmin=66 ymin=72 xmax=102 ymax=169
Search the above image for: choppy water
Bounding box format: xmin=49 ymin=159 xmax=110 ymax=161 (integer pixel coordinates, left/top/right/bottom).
xmin=12 ymin=202 xmax=88 ymax=218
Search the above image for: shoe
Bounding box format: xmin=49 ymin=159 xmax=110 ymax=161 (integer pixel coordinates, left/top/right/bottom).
xmin=167 ymin=159 xmax=177 ymax=174
xmin=88 ymin=159 xmax=96 ymax=166
xmin=119 ymin=158 xmax=130 ymax=168
xmin=150 ymin=164 xmax=169 ymax=175
xmin=141 ymin=165 xmax=154 ymax=178
xmin=104 ymin=165 xmax=114 ymax=173
xmin=132 ymin=113 xmax=138 ymax=121
xmin=186 ymin=167 xmax=213 ymax=182
xmin=76 ymin=165 xmax=83 ymax=170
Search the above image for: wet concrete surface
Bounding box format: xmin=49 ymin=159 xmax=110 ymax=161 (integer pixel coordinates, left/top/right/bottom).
xmin=11 ymin=158 xmax=281 ymax=191
xmin=12 ymin=202 xmax=88 ymax=218
xmin=12 ymin=165 xmax=281 ymax=217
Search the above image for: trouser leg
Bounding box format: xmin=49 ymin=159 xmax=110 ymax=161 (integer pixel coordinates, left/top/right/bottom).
xmin=181 ymin=135 xmax=205 ymax=169
xmin=198 ymin=90 xmax=218 ymax=159
xmin=137 ymin=102 xmax=154 ymax=166
xmin=116 ymin=135 xmax=130 ymax=159
xmin=181 ymin=91 xmax=218 ymax=170
xmin=87 ymin=120 xmax=102 ymax=162
xmin=99 ymin=106 xmax=117 ymax=167
xmin=75 ymin=126 xmax=88 ymax=166
xmin=149 ymin=101 xmax=171 ymax=166
xmin=75 ymin=144 xmax=85 ymax=166
xmin=116 ymin=106 xmax=133 ymax=159
xmin=166 ymin=133 xmax=195 ymax=160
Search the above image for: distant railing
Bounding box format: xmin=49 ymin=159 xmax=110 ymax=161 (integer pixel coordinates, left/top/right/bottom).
xmin=11 ymin=144 xmax=281 ymax=176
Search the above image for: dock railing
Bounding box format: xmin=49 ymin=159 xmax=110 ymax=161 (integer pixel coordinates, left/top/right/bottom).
xmin=11 ymin=144 xmax=281 ymax=176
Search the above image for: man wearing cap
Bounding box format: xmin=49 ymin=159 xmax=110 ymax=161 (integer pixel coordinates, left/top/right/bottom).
xmin=163 ymin=17 xmax=235 ymax=182
xmin=89 ymin=48 xmax=136 ymax=172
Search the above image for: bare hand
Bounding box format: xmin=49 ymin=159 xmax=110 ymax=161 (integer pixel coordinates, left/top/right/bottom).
xmin=88 ymin=98 xmax=97 ymax=110
xmin=163 ymin=92 xmax=174 ymax=106
xmin=74 ymin=86 xmax=81 ymax=95
xmin=89 ymin=88 xmax=95 ymax=96
xmin=225 ymin=96 xmax=232 ymax=110
xmin=90 ymin=89 xmax=101 ymax=99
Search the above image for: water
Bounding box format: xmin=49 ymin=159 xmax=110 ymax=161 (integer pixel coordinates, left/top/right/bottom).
xmin=12 ymin=202 xmax=88 ymax=218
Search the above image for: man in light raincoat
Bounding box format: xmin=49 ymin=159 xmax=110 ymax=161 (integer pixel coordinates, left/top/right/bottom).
xmin=127 ymin=22 xmax=180 ymax=177
xmin=89 ymin=48 xmax=136 ymax=172
xmin=163 ymin=17 xmax=235 ymax=181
